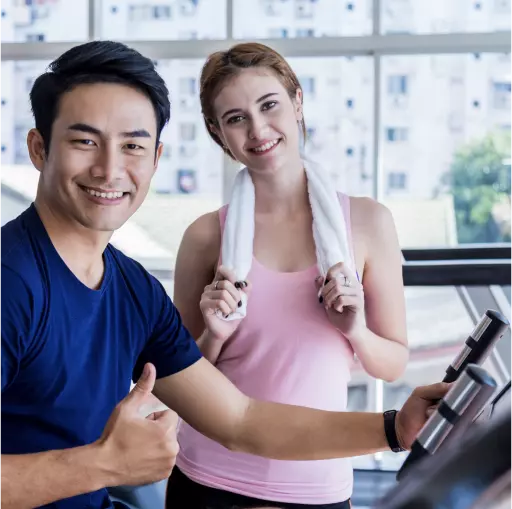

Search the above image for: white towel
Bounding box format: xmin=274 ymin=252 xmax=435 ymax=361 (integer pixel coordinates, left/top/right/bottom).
xmin=218 ymin=159 xmax=353 ymax=321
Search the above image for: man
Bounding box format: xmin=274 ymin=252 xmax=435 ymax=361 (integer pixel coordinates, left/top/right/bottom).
xmin=1 ymin=41 xmax=448 ymax=509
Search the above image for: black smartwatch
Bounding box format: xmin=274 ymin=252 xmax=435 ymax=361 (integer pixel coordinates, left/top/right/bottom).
xmin=383 ymin=410 xmax=406 ymax=453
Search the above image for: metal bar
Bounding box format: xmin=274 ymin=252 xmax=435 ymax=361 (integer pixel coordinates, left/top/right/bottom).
xmin=2 ymin=32 xmax=510 ymax=61
xmin=87 ymin=0 xmax=102 ymax=40
xmin=372 ymin=54 xmax=381 ymax=201
xmin=403 ymin=260 xmax=511 ymax=286
xmin=87 ymin=0 xmax=95 ymax=41
xmin=402 ymin=244 xmax=512 ymax=262
xmin=226 ymin=0 xmax=234 ymax=40
xmin=456 ymin=286 xmax=510 ymax=385
xmin=373 ymin=0 xmax=381 ymax=36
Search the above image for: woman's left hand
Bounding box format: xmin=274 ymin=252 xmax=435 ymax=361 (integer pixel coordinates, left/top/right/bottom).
xmin=316 ymin=262 xmax=366 ymax=340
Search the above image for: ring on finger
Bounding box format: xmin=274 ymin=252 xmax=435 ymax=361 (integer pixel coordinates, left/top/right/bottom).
xmin=214 ymin=280 xmax=220 ymax=290
xmin=336 ymin=274 xmax=351 ymax=287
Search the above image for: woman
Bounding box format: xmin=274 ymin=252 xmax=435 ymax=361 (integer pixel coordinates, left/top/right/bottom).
xmin=166 ymin=42 xmax=409 ymax=509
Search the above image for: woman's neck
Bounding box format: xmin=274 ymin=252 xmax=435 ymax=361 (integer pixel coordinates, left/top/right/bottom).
xmin=251 ymin=159 xmax=310 ymax=217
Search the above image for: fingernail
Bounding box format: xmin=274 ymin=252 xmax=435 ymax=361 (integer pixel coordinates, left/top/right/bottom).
xmin=141 ymin=363 xmax=149 ymax=380
xmin=238 ymin=300 xmax=242 ymax=307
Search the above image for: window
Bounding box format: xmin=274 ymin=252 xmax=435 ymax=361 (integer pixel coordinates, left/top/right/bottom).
xmin=268 ymin=28 xmax=289 ymax=37
xmin=494 ymin=0 xmax=511 ymax=14
xmin=381 ymin=54 xmax=511 ymax=247
xmin=101 ymin=0 xmax=226 ymax=40
xmin=179 ymin=77 xmax=197 ymax=96
xmin=180 ymin=123 xmax=197 ymax=142
xmin=381 ymin=0 xmax=511 ymax=33
xmin=233 ymin=0 xmax=372 ymax=37
xmin=387 ymin=75 xmax=408 ymax=95
xmin=1 ymin=0 xmax=89 ymax=42
xmin=386 ymin=127 xmax=408 ymax=142
xmin=177 ymin=169 xmax=197 ymax=194
xmin=288 ymin=56 xmax=374 ymax=196
xmin=493 ymin=81 xmax=511 ymax=109
xmin=299 ymin=76 xmax=316 ymax=96
xmin=388 ymin=171 xmax=407 ymax=190
xmin=296 ymin=28 xmax=315 ymax=37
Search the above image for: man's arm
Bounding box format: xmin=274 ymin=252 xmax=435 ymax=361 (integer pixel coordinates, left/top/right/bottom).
xmin=2 ymin=445 xmax=110 ymax=509
xmin=2 ymin=364 xmax=179 ymax=509
xmin=1 ymin=269 xmax=110 ymax=508
xmin=155 ymin=358 xmax=447 ymax=460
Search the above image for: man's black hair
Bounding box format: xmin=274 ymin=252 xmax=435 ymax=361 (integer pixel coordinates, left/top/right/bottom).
xmin=29 ymin=40 xmax=170 ymax=155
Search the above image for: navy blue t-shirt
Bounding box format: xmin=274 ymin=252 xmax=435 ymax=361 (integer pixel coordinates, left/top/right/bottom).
xmin=1 ymin=204 xmax=202 ymax=509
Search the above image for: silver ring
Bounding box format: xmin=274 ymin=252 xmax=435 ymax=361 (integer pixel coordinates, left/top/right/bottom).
xmin=337 ymin=274 xmax=351 ymax=287
xmin=214 ymin=280 xmax=220 ymax=290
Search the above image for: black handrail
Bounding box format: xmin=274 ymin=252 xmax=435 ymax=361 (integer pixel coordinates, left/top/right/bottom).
xmin=402 ymin=244 xmax=511 ymax=262
xmin=403 ymin=259 xmax=511 ymax=286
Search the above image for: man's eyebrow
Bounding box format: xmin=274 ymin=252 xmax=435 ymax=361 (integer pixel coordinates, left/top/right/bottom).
xmin=120 ymin=129 xmax=152 ymax=138
xmin=67 ymin=123 xmax=102 ymax=135
xmin=67 ymin=124 xmax=152 ymax=138
xmin=221 ymin=92 xmax=279 ymax=119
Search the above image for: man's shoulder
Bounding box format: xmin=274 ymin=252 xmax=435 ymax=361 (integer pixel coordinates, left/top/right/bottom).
xmin=2 ymin=208 xmax=44 ymax=293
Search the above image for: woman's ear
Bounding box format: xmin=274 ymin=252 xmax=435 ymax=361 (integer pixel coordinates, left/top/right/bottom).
xmin=294 ymin=88 xmax=304 ymax=121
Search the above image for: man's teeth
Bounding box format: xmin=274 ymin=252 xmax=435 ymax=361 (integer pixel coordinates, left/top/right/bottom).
xmin=85 ymin=188 xmax=124 ymax=199
xmin=252 ymin=139 xmax=279 ymax=152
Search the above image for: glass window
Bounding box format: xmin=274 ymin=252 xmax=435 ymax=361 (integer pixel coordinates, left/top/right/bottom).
xmin=0 ymin=59 xmax=223 ymax=295
xmin=381 ymin=54 xmax=511 ymax=247
xmin=234 ymin=0 xmax=373 ymax=38
xmin=1 ymin=0 xmax=89 ymax=42
xmin=387 ymin=171 xmax=408 ymax=190
xmin=381 ymin=0 xmax=511 ymax=34
xmin=100 ymin=0 xmax=227 ymax=40
xmin=289 ymin=56 xmax=374 ymax=196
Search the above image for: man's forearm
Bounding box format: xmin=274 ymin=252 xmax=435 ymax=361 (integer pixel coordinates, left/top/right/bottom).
xmin=196 ymin=330 xmax=224 ymax=364
xmin=232 ymin=399 xmax=389 ymax=460
xmin=2 ymin=444 xmax=112 ymax=509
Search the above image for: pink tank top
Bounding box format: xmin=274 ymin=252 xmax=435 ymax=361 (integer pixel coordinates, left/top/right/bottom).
xmin=176 ymin=192 xmax=357 ymax=505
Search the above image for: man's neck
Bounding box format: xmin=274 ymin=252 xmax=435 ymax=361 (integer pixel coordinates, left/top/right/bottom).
xmin=34 ymin=199 xmax=112 ymax=290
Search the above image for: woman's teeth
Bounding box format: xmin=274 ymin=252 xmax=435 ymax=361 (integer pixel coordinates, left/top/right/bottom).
xmin=251 ymin=139 xmax=280 ymax=152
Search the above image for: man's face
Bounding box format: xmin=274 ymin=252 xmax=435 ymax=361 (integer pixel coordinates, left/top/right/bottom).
xmin=30 ymin=82 xmax=163 ymax=232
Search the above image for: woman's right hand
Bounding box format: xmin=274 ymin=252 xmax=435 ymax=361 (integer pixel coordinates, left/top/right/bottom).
xmin=200 ymin=265 xmax=251 ymax=342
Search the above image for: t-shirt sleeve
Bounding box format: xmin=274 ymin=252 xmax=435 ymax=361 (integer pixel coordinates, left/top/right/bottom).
xmin=133 ymin=278 xmax=202 ymax=382
xmin=1 ymin=267 xmax=35 ymax=391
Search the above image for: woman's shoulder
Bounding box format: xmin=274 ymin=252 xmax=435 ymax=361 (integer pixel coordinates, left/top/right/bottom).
xmin=345 ymin=195 xmax=393 ymax=223
xmin=184 ymin=208 xmax=222 ymax=244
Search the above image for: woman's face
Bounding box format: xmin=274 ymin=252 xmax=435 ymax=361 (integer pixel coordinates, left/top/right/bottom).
xmin=212 ymin=67 xmax=303 ymax=173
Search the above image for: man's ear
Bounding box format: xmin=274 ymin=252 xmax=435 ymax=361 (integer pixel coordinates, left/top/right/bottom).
xmin=153 ymin=141 xmax=164 ymax=174
xmin=27 ymin=129 xmax=46 ymax=172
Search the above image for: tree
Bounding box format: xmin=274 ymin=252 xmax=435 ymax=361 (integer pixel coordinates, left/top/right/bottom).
xmin=443 ymin=131 xmax=511 ymax=244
